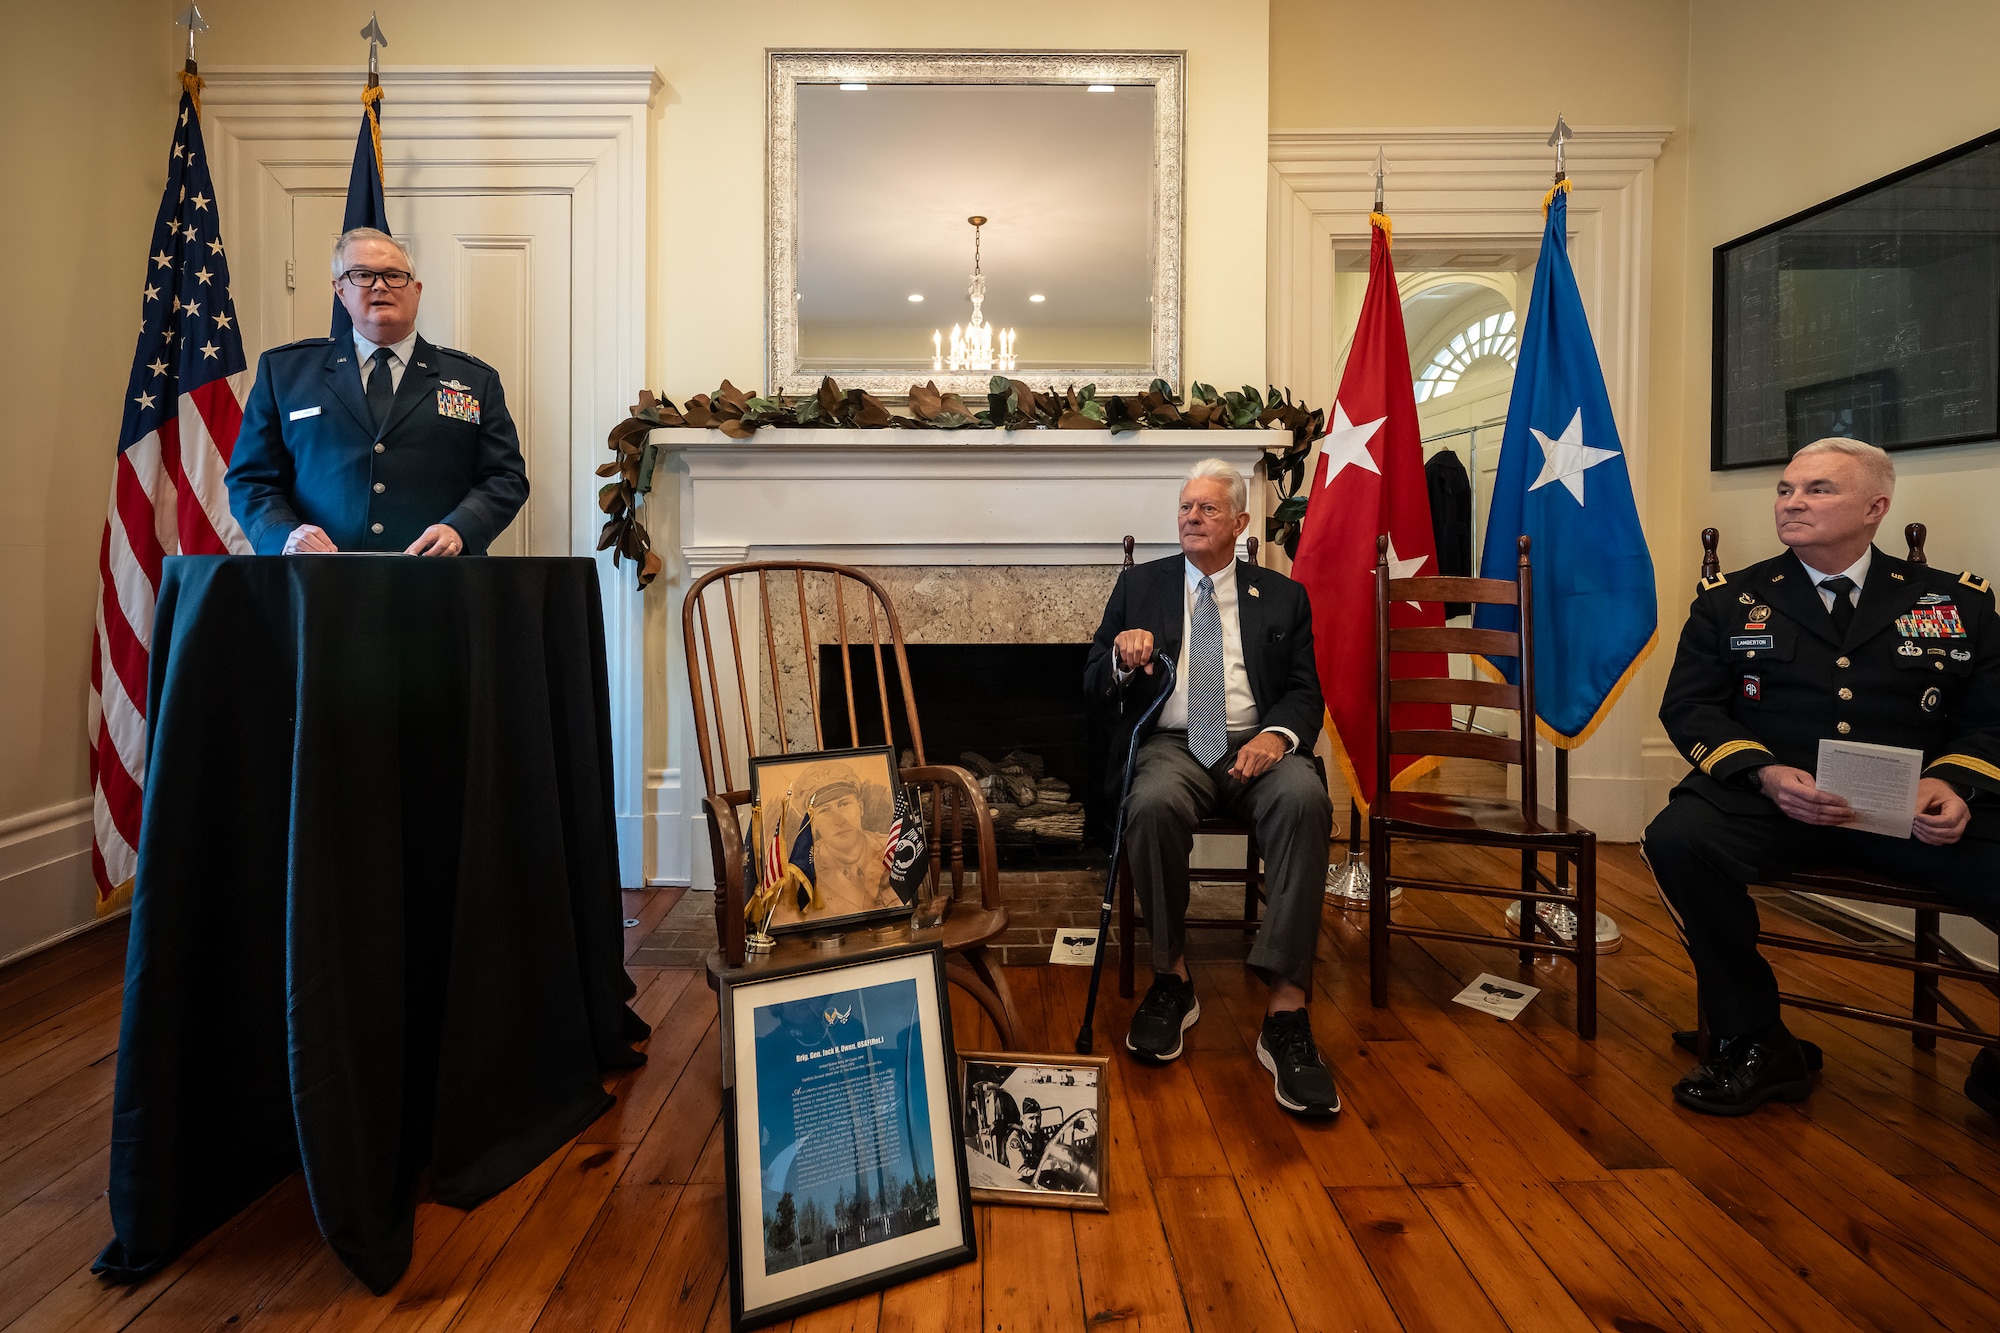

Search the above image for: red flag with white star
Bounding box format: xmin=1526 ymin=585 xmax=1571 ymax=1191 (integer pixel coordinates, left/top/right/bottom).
xmin=88 ymin=74 xmax=252 ymax=914
xmin=1288 ymin=213 xmax=1447 ymax=809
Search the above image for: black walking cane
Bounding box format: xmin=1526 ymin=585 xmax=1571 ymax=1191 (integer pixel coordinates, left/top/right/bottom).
xmin=1076 ymin=653 xmax=1177 ymax=1054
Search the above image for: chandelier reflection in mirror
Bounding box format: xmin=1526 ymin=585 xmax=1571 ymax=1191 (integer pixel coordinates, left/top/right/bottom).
xmin=932 ymin=216 xmax=1017 ymax=372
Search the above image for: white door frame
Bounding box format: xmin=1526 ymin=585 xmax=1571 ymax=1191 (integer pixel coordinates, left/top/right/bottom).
xmin=1266 ymin=126 xmax=1673 ymax=840
xmin=202 ymin=65 xmax=660 ymax=883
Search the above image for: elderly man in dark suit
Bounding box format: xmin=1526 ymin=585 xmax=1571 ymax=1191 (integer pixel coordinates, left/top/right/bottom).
xmin=227 ymin=227 xmax=528 ymax=557
xmin=1085 ymin=458 xmax=1339 ymax=1117
xmin=1646 ymin=437 xmax=2000 ymax=1118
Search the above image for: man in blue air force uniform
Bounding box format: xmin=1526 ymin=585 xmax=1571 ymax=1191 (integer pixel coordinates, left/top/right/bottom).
xmin=1645 ymin=438 xmax=2000 ymax=1119
xmin=226 ymin=227 xmax=527 ymax=556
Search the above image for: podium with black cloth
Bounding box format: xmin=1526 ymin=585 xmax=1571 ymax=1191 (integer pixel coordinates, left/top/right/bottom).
xmin=93 ymin=555 xmax=649 ymax=1294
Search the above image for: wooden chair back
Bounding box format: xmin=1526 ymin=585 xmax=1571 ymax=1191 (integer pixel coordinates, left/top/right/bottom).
xmin=1700 ymin=521 xmax=1929 ymax=580
xmin=681 ymin=561 xmax=995 ymax=963
xmin=1374 ymin=533 xmax=1537 ymax=821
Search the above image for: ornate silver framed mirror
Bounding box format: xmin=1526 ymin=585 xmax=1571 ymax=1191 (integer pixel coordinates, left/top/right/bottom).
xmin=768 ymin=50 xmax=1185 ymax=398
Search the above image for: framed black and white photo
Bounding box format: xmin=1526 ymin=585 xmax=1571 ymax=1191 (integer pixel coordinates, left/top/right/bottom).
xmin=720 ymin=943 xmax=975 ymax=1331
xmin=957 ymin=1052 xmax=1109 ymax=1211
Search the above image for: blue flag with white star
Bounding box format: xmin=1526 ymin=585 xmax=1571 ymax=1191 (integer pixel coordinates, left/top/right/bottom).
xmin=330 ymin=89 xmax=391 ymax=338
xmin=1473 ymin=185 xmax=1655 ymax=746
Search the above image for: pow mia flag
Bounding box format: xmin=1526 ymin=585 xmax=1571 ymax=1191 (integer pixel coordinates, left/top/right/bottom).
xmin=884 ymin=784 xmax=929 ymax=902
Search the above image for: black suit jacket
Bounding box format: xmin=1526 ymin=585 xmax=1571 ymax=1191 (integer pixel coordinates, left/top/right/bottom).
xmin=1084 ymin=556 xmax=1325 ymax=788
xmin=227 ymin=334 xmax=529 ymax=555
xmin=1660 ymin=546 xmax=2000 ymax=835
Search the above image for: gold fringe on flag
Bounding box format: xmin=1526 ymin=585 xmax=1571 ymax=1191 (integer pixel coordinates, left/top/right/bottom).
xmin=179 ymin=69 xmax=203 ymax=117
xmin=1368 ymin=210 xmax=1393 ymax=249
xmin=362 ymin=84 xmax=385 ymax=180
xmin=1542 ymin=177 xmax=1572 ymax=214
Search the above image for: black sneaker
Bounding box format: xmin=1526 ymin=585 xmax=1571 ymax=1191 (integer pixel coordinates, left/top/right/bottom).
xmin=1257 ymin=1009 xmax=1340 ymax=1117
xmin=1125 ymin=972 xmax=1200 ymax=1062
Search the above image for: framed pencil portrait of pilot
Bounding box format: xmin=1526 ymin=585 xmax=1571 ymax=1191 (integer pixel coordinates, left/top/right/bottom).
xmin=720 ymin=943 xmax=975 ymax=1331
xmin=957 ymin=1052 xmax=1110 ymax=1211
xmin=747 ymin=745 xmax=915 ymax=937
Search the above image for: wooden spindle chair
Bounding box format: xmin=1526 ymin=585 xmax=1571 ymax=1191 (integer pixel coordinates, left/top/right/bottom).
xmin=1368 ymin=534 xmax=1601 ymax=1038
xmin=682 ymin=561 xmax=1021 ymax=1047
xmin=1686 ymin=523 xmax=2000 ymax=1058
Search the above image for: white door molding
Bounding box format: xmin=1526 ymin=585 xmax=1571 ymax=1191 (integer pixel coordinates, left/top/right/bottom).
xmin=1267 ymin=126 xmax=1673 ymax=840
xmin=200 ymin=65 xmax=660 ymax=882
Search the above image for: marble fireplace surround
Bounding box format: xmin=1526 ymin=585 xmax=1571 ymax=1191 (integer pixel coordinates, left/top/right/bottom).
xmin=646 ymin=428 xmax=1269 ymax=889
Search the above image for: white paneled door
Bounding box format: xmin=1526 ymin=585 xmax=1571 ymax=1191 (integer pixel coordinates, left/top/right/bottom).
xmin=290 ymin=194 xmax=572 ymax=557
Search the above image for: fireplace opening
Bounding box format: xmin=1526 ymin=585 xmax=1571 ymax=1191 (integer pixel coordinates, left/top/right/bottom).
xmin=817 ymin=643 xmax=1110 ymax=867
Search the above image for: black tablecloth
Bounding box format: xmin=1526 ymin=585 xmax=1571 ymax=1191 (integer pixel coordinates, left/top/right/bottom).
xmin=94 ymin=556 xmax=648 ymax=1294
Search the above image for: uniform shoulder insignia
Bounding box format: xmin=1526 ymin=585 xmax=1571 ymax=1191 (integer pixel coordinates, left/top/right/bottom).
xmin=1962 ymin=571 xmax=1992 ymax=594
xmin=1699 ymin=572 xmax=1727 ymax=591
xmin=268 ymin=336 xmax=335 ymax=352
xmin=433 ymin=344 xmax=494 ymax=372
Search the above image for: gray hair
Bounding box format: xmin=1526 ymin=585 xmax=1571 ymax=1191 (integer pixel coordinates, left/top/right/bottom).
xmin=330 ymin=227 xmax=415 ymax=279
xmin=1792 ymin=436 xmax=1895 ymax=498
xmin=1182 ymin=458 xmax=1247 ymax=515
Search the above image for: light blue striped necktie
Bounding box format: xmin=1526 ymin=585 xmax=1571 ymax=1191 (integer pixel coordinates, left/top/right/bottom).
xmin=1187 ymin=574 xmax=1227 ymax=767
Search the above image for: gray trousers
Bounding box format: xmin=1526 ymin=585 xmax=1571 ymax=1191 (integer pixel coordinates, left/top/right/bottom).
xmin=1124 ymin=728 xmax=1334 ymax=990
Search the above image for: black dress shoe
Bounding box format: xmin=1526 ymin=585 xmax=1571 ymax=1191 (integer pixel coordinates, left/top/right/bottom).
xmin=1967 ymin=1048 xmax=2000 ymax=1118
xmin=1672 ymin=1029 xmax=1823 ymax=1070
xmin=1672 ymin=1029 xmax=1814 ymax=1117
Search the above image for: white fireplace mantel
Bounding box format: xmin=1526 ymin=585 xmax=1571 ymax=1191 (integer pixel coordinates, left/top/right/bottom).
xmin=640 ymin=427 xmax=1273 ymax=886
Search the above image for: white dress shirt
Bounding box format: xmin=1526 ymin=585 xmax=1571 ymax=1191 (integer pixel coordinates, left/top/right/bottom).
xmin=1798 ymin=548 xmax=1871 ymax=611
xmin=353 ymin=329 xmax=419 ymax=395
xmin=1117 ymin=558 xmax=1299 ymax=753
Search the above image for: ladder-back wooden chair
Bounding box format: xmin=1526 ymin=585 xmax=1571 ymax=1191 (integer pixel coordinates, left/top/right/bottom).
xmin=1109 ymin=536 xmax=1292 ymax=998
xmin=1368 ymin=534 xmax=1601 ymax=1038
xmin=683 ymin=561 xmax=1021 ymax=1047
xmin=1687 ymin=524 xmax=2000 ymax=1057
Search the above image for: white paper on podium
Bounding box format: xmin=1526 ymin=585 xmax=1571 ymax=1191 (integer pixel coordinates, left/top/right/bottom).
xmin=1816 ymin=739 xmax=1923 ymax=839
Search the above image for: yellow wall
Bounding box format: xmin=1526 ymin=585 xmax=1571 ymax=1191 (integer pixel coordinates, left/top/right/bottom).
xmin=1 ymin=1 xmax=172 ymax=824
xmin=195 ymin=0 xmax=1272 ymax=397
xmin=1680 ymin=0 xmax=2000 ymax=585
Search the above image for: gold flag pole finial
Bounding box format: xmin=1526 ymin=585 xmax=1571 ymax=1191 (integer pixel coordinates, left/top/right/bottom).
xmin=175 ymin=4 xmax=209 ymax=109
xmin=1367 ymin=146 xmax=1392 ymax=248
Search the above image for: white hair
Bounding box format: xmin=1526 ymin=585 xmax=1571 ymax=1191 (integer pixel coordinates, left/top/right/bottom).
xmin=1183 ymin=458 xmax=1247 ymax=515
xmin=330 ymin=227 xmax=415 ymax=279
xmin=1792 ymin=436 xmax=1895 ymax=498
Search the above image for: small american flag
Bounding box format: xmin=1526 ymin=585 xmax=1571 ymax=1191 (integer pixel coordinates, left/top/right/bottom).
xmin=88 ymin=76 xmax=252 ymax=911
xmin=883 ymin=798 xmax=904 ymax=871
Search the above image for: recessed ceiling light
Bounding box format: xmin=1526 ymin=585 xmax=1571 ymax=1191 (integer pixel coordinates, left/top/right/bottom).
xmin=1086 ymin=85 xmax=1115 ymax=93
xmin=908 ymin=294 xmax=924 ymax=302
xmin=839 ymin=83 xmax=868 ymax=92
xmin=1029 ymin=294 xmax=1046 ymax=302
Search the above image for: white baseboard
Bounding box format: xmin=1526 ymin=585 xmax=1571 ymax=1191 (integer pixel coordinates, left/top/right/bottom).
xmin=0 ymin=799 xmax=110 ymax=967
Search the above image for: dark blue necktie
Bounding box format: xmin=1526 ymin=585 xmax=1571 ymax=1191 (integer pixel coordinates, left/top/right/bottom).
xmin=366 ymin=346 xmax=397 ymax=434
xmin=1188 ymin=575 xmax=1227 ymax=767
xmin=1820 ymin=575 xmax=1857 ymax=641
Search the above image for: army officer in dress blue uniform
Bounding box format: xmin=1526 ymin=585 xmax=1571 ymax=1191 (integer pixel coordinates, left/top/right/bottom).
xmin=1644 ymin=438 xmax=2000 ymax=1120
xmin=226 ymin=227 xmax=527 ymax=556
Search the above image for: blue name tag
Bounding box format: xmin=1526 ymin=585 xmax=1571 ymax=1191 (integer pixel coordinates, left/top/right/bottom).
xmin=1728 ymin=634 xmax=1775 ymax=651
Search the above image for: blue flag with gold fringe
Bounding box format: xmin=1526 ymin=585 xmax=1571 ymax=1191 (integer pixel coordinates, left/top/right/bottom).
xmin=330 ymin=85 xmax=390 ymax=338
xmin=1474 ymin=184 xmax=1656 ymax=745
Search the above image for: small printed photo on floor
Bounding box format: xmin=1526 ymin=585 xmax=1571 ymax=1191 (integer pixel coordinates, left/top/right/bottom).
xmin=958 ymin=1052 xmax=1110 ymax=1210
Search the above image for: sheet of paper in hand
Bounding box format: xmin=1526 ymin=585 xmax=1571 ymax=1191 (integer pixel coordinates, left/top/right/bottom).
xmin=1816 ymin=739 xmax=1923 ymax=839
xmin=1451 ymin=973 xmax=1541 ymax=1020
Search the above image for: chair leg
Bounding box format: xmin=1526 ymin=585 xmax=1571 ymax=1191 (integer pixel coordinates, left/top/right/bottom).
xmin=963 ymin=946 xmax=1025 ymax=1051
xmin=1369 ymin=817 xmax=1391 ymax=1008
xmin=1574 ymin=839 xmax=1597 ymax=1040
xmin=1518 ymin=849 xmax=1537 ymax=965
xmin=948 ymin=956 xmax=1024 ymax=1048
xmin=1118 ymin=859 xmax=1136 ymax=999
xmin=1914 ymin=908 xmax=1941 ymax=1053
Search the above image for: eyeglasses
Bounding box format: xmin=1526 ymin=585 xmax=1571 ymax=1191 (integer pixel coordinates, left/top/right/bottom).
xmin=339 ymin=268 xmax=414 ymax=289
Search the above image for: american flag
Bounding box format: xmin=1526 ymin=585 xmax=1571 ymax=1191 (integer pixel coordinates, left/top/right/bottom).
xmin=88 ymin=79 xmax=252 ymax=911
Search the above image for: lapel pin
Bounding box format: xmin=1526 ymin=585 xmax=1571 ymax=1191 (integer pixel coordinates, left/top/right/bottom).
xmin=1890 ymin=571 xmax=1906 ymax=581
xmin=1248 ymin=586 xmax=1261 ymax=598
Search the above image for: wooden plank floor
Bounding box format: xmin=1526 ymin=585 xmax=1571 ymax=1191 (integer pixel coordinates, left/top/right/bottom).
xmin=3 ymin=843 xmax=1999 ymax=1331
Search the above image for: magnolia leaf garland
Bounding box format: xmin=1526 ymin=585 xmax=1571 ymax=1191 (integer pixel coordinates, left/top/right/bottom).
xmin=599 ymin=376 xmax=1328 ymax=589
